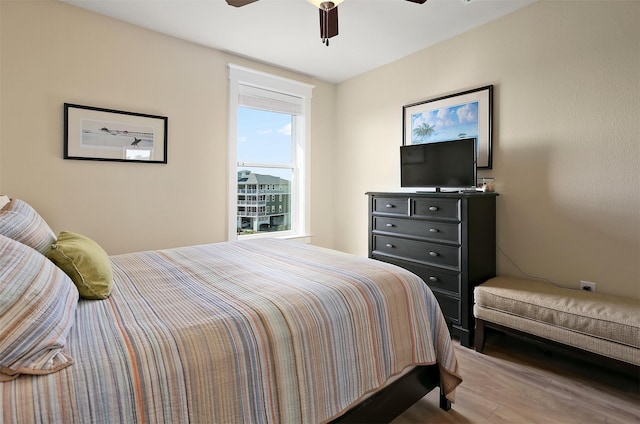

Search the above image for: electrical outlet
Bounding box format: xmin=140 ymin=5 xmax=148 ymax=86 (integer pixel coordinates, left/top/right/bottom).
xmin=580 ymin=281 xmax=596 ymax=292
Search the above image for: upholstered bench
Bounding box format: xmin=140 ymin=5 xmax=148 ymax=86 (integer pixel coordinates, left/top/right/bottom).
xmin=473 ymin=276 xmax=640 ymax=373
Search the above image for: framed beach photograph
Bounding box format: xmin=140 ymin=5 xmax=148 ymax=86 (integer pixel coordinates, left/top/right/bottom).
xmin=64 ymin=103 xmax=168 ymax=163
xmin=403 ymin=85 xmax=493 ymax=169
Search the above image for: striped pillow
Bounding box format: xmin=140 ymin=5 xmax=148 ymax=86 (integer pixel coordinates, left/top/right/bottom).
xmin=0 ymin=198 xmax=57 ymax=255
xmin=0 ymin=234 xmax=79 ymax=381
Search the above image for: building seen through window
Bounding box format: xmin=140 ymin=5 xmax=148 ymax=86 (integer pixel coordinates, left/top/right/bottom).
xmin=237 ymin=169 xmax=291 ymax=234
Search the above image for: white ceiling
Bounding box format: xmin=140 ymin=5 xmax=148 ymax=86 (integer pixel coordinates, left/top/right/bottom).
xmin=61 ymin=0 xmax=535 ymax=83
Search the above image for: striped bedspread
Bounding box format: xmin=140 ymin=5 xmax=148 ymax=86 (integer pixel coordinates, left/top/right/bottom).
xmin=1 ymin=238 xmax=461 ymax=423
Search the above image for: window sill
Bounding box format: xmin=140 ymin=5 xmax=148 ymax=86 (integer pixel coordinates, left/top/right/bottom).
xmin=236 ymin=232 xmax=312 ymax=243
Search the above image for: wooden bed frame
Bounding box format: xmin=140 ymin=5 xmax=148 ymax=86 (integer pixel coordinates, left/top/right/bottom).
xmin=332 ymin=365 xmax=450 ymax=423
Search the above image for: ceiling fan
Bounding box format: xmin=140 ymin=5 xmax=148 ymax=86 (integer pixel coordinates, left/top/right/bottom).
xmin=225 ymin=0 xmax=428 ymax=46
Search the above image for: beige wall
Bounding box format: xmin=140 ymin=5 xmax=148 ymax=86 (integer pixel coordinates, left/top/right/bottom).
xmin=334 ymin=1 xmax=639 ymax=298
xmin=2 ymin=1 xmax=638 ymax=299
xmin=0 ymin=0 xmax=336 ymax=254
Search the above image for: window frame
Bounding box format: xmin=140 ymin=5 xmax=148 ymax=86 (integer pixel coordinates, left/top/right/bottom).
xmin=228 ymin=64 xmax=314 ymax=241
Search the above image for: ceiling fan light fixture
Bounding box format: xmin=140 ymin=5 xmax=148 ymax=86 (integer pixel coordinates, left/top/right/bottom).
xmin=308 ymin=0 xmax=344 ymax=9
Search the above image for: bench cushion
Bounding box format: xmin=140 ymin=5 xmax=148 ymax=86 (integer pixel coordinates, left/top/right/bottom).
xmin=474 ymin=276 xmax=640 ymax=349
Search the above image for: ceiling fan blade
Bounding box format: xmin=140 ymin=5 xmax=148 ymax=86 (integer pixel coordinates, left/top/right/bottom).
xmin=319 ymin=5 xmax=339 ymax=41
xmin=404 ymin=0 xmax=428 ymax=3
xmin=225 ymin=0 xmax=259 ymax=7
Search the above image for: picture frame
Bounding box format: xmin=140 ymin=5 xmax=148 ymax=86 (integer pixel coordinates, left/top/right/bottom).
xmin=403 ymin=85 xmax=493 ymax=169
xmin=64 ymin=103 xmax=168 ymax=163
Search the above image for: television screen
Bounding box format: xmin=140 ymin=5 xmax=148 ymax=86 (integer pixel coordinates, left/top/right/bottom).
xmin=400 ymin=138 xmax=477 ymax=190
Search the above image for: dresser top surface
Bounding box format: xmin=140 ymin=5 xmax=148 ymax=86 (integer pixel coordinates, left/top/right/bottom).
xmin=366 ymin=191 xmax=499 ymax=198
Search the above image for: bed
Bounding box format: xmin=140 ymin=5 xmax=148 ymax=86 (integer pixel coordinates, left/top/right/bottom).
xmin=0 ymin=198 xmax=461 ymax=423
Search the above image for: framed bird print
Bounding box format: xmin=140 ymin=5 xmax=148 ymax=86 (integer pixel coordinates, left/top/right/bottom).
xmin=64 ymin=103 xmax=168 ymax=163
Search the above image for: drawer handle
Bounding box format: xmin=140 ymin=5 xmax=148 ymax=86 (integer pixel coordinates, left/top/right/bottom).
xmin=429 ymin=206 xmax=439 ymax=211
xmin=385 ymin=204 xmax=394 ymax=208
xmin=386 ymin=223 xmax=395 ymax=227
xmin=429 ymin=251 xmax=439 ymax=257
xmin=429 ymin=228 xmax=439 ymax=233
xmin=385 ymin=243 xmax=395 ymax=248
xmin=429 ymin=276 xmax=439 ymax=282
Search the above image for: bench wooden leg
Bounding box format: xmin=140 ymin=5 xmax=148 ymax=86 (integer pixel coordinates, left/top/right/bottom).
xmin=475 ymin=319 xmax=486 ymax=353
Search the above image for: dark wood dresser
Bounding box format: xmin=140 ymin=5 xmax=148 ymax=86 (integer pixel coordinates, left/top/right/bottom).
xmin=367 ymin=191 xmax=498 ymax=348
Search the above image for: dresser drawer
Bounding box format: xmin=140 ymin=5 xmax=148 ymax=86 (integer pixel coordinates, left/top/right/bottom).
xmin=373 ymin=235 xmax=460 ymax=270
xmin=432 ymin=291 xmax=461 ymax=325
xmin=412 ymin=265 xmax=460 ymax=295
xmin=373 ymin=216 xmax=460 ymax=244
xmin=373 ymin=197 xmax=408 ymax=216
xmin=412 ymin=198 xmax=460 ymax=220
xmin=372 ymin=256 xmax=461 ymax=295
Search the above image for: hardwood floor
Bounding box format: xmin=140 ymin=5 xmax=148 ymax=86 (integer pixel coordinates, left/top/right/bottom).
xmin=392 ymin=331 xmax=640 ymax=423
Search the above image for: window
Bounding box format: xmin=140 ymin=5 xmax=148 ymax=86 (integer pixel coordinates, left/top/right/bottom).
xmin=228 ymin=65 xmax=314 ymax=240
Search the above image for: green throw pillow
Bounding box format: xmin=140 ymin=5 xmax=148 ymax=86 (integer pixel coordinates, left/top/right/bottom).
xmin=47 ymin=231 xmax=113 ymax=300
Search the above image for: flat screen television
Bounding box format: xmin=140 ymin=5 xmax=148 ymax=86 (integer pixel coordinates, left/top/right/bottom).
xmin=400 ymin=138 xmax=477 ymax=191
